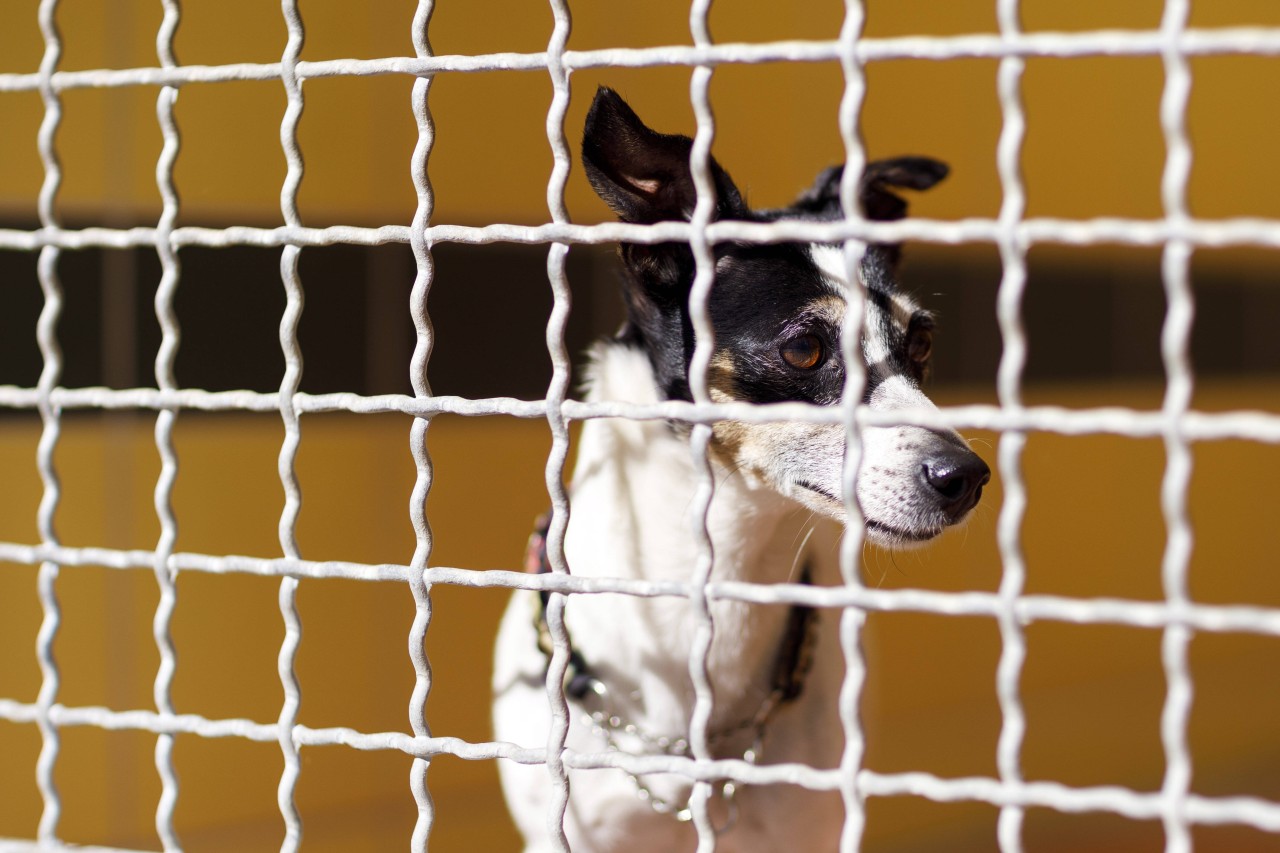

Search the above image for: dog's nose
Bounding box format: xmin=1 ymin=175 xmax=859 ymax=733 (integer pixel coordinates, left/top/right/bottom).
xmin=921 ymin=447 xmax=990 ymax=522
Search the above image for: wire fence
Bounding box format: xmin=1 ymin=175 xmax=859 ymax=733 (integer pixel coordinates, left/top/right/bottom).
xmin=1 ymin=1 xmax=1279 ymax=851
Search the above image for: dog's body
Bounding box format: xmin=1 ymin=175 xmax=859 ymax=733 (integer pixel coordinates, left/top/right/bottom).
xmin=493 ymin=89 xmax=989 ymax=852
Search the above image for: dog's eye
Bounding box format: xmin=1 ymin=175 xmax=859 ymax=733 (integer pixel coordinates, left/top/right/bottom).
xmin=908 ymin=327 xmax=932 ymax=364
xmin=780 ymin=334 xmax=824 ymax=370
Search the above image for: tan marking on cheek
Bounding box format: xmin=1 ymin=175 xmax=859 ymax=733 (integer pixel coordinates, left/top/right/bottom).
xmin=709 ymin=420 xmax=783 ymax=474
xmin=708 ymin=351 xmax=740 ymax=404
xmin=706 ymin=355 xmax=758 ymax=470
xmin=709 ymin=420 xmax=793 ymax=479
xmin=710 ymin=419 xmax=748 ymax=466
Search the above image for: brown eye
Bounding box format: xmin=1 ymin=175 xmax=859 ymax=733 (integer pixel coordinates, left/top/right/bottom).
xmin=908 ymin=327 xmax=932 ymax=365
xmin=780 ymin=334 xmax=824 ymax=370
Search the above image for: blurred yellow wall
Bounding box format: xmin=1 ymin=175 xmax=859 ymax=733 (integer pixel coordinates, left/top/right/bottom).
xmin=1 ymin=0 xmax=1279 ymax=851
xmin=2 ymin=1 xmax=1278 ymax=232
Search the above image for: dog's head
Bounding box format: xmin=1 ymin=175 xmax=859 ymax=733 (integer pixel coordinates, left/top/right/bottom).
xmin=583 ymin=87 xmax=989 ymax=547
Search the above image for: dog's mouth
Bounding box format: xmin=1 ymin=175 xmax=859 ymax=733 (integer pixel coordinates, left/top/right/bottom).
xmin=795 ymin=479 xmax=839 ymax=504
xmin=795 ymin=479 xmax=943 ymax=544
xmin=863 ymin=519 xmax=943 ymax=545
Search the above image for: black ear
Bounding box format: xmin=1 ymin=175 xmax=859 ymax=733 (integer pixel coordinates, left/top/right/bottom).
xmin=582 ymin=87 xmax=747 ymax=224
xmin=788 ymin=157 xmax=949 ymax=221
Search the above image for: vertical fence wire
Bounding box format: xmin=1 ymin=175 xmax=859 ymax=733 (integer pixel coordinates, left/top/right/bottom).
xmin=1157 ymin=1 xmax=1196 ymax=851
xmin=150 ymin=0 xmax=183 ymax=849
xmin=993 ymin=1 xmax=1030 ymax=851
xmin=407 ymin=1 xmax=442 ymax=845
xmin=276 ymin=1 xmax=307 ymax=849
xmin=407 ymin=3 xmax=438 ymax=849
xmin=836 ymin=3 xmax=870 ymax=850
xmin=540 ymin=1 xmax=575 ymax=850
xmin=33 ymin=0 xmax=65 ymax=844
xmin=685 ymin=0 xmax=722 ymax=846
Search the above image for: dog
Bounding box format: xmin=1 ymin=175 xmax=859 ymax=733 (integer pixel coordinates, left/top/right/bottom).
xmin=493 ymin=87 xmax=990 ymax=852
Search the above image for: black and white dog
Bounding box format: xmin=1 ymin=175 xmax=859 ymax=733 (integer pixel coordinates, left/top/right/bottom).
xmin=493 ymin=88 xmax=989 ymax=851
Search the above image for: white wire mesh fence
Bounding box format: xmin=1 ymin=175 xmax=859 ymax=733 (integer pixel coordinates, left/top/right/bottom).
xmin=0 ymin=1 xmax=1278 ymax=852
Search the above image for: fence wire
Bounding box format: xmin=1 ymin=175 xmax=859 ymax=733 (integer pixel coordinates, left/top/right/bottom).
xmin=1 ymin=2 xmax=1279 ymax=852
xmin=406 ymin=2 xmax=438 ymax=850
xmin=835 ymin=3 xmax=871 ymax=849
xmin=992 ymin=1 xmax=1029 ymax=849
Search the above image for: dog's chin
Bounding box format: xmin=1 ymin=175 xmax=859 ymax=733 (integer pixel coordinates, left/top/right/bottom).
xmin=862 ymin=519 xmax=945 ymax=550
xmin=793 ymin=480 xmax=950 ymax=550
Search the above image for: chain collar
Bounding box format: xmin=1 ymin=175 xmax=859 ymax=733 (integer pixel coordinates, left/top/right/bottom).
xmin=525 ymin=512 xmax=819 ymax=824
xmin=574 ymin=669 xmax=792 ymax=824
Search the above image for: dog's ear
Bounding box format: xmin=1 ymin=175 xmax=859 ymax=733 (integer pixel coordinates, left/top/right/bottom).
xmin=860 ymin=157 xmax=949 ymax=221
xmin=789 ymin=157 xmax=949 ymax=221
xmin=582 ymin=87 xmax=748 ymax=224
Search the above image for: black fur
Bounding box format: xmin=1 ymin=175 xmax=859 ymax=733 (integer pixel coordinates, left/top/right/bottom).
xmin=582 ymin=87 xmax=946 ymax=406
xmin=785 ymin=158 xmax=949 ymax=223
xmin=582 ymin=87 xmax=747 ymax=226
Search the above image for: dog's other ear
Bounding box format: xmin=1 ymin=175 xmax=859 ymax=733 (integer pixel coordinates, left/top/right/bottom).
xmin=582 ymin=87 xmax=747 ymax=224
xmin=861 ymin=157 xmax=948 ymax=220
xmin=789 ymin=157 xmax=949 ymax=221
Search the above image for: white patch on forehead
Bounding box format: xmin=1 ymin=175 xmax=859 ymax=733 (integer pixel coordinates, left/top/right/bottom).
xmin=862 ymin=305 xmax=892 ymax=366
xmin=807 ymin=244 xmax=922 ymax=367
xmin=808 ymin=244 xmax=855 ymax=296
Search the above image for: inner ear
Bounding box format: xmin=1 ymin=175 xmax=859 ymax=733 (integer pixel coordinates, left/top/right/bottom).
xmin=625 ymin=176 xmax=663 ymax=195
xmin=582 ymin=87 xmax=747 ymax=224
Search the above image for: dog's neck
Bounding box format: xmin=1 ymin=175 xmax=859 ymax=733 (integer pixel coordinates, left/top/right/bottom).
xmin=562 ymin=341 xmax=830 ymax=742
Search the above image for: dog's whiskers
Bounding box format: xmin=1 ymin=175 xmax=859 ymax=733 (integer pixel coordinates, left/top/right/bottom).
xmin=787 ymin=524 xmax=817 ymax=584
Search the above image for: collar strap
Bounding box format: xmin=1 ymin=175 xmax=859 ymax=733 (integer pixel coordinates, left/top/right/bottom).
xmin=526 ymin=513 xmax=597 ymax=699
xmin=525 ymin=511 xmax=817 ymax=705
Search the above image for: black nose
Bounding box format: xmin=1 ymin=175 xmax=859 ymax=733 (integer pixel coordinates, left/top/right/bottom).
xmin=921 ymin=446 xmax=991 ymax=522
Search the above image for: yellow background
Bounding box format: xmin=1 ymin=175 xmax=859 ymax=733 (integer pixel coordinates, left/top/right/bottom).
xmin=2 ymin=1 xmax=1279 ymax=230
xmin=1 ymin=1 xmax=1279 ymax=851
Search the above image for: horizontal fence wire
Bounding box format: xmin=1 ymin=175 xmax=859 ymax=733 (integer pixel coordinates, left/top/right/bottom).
xmin=4 ymin=217 xmax=1280 ymax=251
xmin=3 ymin=26 xmax=1280 ymax=95
xmin=1 ymin=699 xmax=1279 ymax=832
xmin=2 ymin=7 xmax=1280 ymax=853
xmin=0 ymin=841 xmax=148 ymax=853
xmin=3 ymin=387 xmax=1279 ymax=443
xmin=2 ymin=544 xmax=1279 ymax=637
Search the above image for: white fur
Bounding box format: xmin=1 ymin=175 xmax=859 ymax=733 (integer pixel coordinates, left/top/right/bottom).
xmin=809 ymin=244 xmax=920 ymax=370
xmin=494 ymin=343 xmax=847 ymax=852
xmin=493 ymin=254 xmax=979 ymax=850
